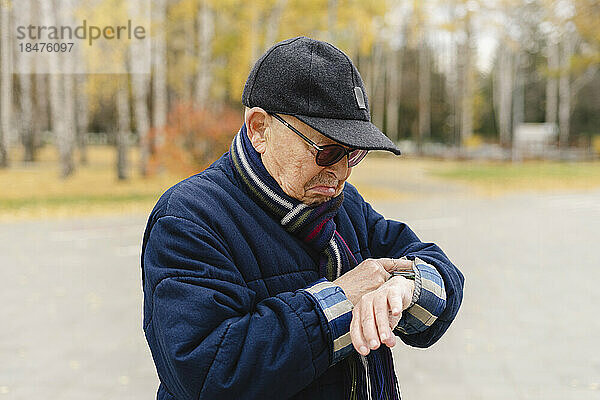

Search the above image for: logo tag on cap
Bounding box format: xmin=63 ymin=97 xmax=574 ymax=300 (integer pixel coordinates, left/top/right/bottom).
xmin=354 ymin=87 xmax=366 ymax=110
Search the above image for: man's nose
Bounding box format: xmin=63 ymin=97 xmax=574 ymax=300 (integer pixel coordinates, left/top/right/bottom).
xmin=325 ymin=155 xmax=351 ymax=180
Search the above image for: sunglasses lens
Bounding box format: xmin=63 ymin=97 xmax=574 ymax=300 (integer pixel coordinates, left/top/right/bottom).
xmin=316 ymin=146 xmax=346 ymax=166
xmin=348 ymin=149 xmax=368 ymax=167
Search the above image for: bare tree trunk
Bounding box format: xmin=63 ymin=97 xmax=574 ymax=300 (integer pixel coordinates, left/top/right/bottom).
xmin=418 ymin=43 xmax=431 ymax=150
xmin=195 ymin=0 xmax=213 ymax=108
xmin=47 ymin=66 xmax=68 ymax=172
xmin=327 ymin=0 xmax=337 ymax=43
xmin=40 ymin=0 xmax=74 ymax=177
xmin=59 ymin=0 xmax=77 ymax=177
xmin=116 ymin=76 xmax=130 ymax=180
xmin=558 ymin=34 xmax=575 ymax=148
xmin=14 ymin=0 xmax=35 ymax=162
xmin=181 ymin=16 xmax=194 ymax=103
xmin=33 ymin=74 xmax=47 ymax=150
xmin=512 ymin=52 xmax=525 ymax=135
xmin=496 ymin=44 xmax=514 ymax=147
xmin=75 ymin=75 xmax=88 ymax=165
xmin=34 ymin=71 xmax=50 ymax=135
xmin=442 ymin=1 xmax=460 ymax=145
xmin=71 ymin=26 xmax=88 ymax=166
xmin=249 ymin=6 xmax=261 ymax=65
xmin=27 ymin=4 xmax=47 ymax=153
xmin=61 ymin=72 xmax=76 ymax=177
xmin=19 ymin=73 xmax=34 ymax=161
xmin=459 ymin=23 xmax=474 ymax=145
xmin=545 ymin=40 xmax=558 ymax=125
xmin=264 ymin=0 xmax=288 ymax=50
xmin=369 ymin=42 xmax=385 ymax=130
xmin=385 ymin=48 xmax=401 ymax=142
xmin=131 ymin=69 xmax=151 ymax=176
xmin=152 ymin=0 xmax=168 ymax=151
xmin=446 ymin=36 xmax=459 ymax=145
xmin=129 ymin=0 xmax=151 ymax=176
xmin=0 ymin=0 xmax=12 ymax=167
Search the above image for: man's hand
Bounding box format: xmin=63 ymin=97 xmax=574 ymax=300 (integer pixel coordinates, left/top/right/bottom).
xmin=333 ymin=258 xmax=413 ymax=306
xmin=349 ymin=275 xmax=415 ymax=356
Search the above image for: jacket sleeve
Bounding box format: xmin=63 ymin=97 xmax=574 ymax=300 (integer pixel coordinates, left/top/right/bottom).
xmin=362 ymin=199 xmax=465 ymax=348
xmin=142 ymin=215 xmax=334 ymax=400
xmin=395 ymin=257 xmax=447 ymax=335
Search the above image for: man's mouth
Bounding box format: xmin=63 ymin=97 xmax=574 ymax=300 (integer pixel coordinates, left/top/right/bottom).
xmin=308 ymin=185 xmax=337 ymax=196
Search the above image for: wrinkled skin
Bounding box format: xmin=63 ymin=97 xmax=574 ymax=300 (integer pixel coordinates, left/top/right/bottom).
xmin=245 ymin=107 xmax=351 ymax=206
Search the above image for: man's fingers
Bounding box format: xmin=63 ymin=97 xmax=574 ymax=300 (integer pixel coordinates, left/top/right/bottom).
xmin=377 ymin=257 xmax=413 ymax=272
xmin=388 ymin=289 xmax=404 ymax=316
xmin=350 ymin=306 xmax=369 ymax=356
xmin=388 ymin=310 xmax=402 ymax=331
xmin=373 ymin=293 xmax=394 ymax=347
xmin=360 ymin=297 xmax=380 ymax=351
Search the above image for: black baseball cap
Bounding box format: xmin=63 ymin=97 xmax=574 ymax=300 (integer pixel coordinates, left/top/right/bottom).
xmin=242 ymin=36 xmax=402 ymax=155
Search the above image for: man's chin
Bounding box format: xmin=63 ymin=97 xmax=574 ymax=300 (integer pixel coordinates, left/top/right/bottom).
xmin=302 ymin=195 xmax=331 ymax=206
xmin=302 ymin=189 xmax=344 ymax=205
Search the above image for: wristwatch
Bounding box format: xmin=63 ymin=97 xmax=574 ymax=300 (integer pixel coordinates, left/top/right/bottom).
xmin=389 ymin=268 xmax=416 ymax=280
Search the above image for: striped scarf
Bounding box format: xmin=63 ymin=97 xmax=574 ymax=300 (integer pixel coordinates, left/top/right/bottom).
xmin=229 ymin=124 xmax=400 ymax=400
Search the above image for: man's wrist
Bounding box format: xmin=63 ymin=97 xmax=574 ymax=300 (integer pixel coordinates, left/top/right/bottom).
xmin=389 ymin=269 xmax=416 ymax=280
xmin=408 ymin=259 xmax=422 ymax=308
xmin=394 ymin=257 xmax=446 ymax=335
xmin=389 ymin=258 xmax=420 ymax=308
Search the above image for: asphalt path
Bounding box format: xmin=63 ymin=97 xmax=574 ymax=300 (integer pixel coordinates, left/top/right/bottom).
xmin=1 ymin=188 xmax=599 ymax=399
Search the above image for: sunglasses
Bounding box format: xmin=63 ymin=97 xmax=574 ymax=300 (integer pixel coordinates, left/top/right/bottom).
xmin=269 ymin=113 xmax=368 ymax=167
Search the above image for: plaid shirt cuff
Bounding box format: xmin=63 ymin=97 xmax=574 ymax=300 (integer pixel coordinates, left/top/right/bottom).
xmin=395 ymin=257 xmax=447 ymax=335
xmin=302 ymin=278 xmax=354 ymax=365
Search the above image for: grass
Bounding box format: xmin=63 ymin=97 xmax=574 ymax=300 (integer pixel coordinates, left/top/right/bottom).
xmin=0 ymin=145 xmax=188 ymax=221
xmin=428 ymin=159 xmax=600 ymax=195
xmin=1 ymin=145 xmax=599 ymax=221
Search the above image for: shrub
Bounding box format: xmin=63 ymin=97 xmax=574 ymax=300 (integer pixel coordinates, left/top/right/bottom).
xmin=148 ymin=102 xmax=241 ymax=176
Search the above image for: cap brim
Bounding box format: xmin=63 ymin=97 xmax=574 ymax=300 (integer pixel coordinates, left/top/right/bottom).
xmin=290 ymin=114 xmax=402 ymax=155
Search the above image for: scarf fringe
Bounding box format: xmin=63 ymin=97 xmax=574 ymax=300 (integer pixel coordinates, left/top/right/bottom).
xmin=230 ymin=126 xmax=401 ymax=400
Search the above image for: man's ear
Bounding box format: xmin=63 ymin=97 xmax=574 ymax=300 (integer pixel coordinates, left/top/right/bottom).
xmin=245 ymin=107 xmax=270 ymax=154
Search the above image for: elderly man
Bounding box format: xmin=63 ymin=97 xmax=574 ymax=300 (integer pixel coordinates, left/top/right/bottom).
xmin=141 ymin=37 xmax=464 ymax=400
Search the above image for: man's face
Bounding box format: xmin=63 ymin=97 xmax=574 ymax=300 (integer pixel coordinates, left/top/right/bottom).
xmin=246 ymin=110 xmax=353 ymax=205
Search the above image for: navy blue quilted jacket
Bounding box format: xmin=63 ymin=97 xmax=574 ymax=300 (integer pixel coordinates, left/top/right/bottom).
xmin=141 ymin=151 xmax=464 ymax=400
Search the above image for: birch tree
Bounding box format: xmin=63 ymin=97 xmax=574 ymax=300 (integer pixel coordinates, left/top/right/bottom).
xmin=129 ymin=0 xmax=151 ymax=175
xmin=558 ymin=31 xmax=575 ymax=147
xmin=459 ymin=18 xmax=474 ymax=143
xmin=512 ymin=52 xmax=526 ymax=135
xmin=557 ymin=32 xmax=598 ymax=148
xmin=408 ymin=0 xmax=431 ymax=150
xmin=0 ymin=0 xmax=12 ymax=167
xmin=72 ymin=26 xmax=88 ymax=165
xmin=34 ymin=73 xmax=48 ymax=150
xmin=195 ymin=0 xmax=213 ymax=108
xmin=495 ymin=43 xmax=514 ymax=147
xmin=541 ymin=0 xmax=598 ymax=148
xmin=34 ymin=0 xmax=49 ymax=144
xmin=438 ymin=0 xmax=470 ymax=146
xmin=115 ymin=75 xmax=130 ymax=180
xmin=545 ymin=40 xmax=559 ymax=125
xmin=39 ymin=0 xmax=74 ymax=177
xmin=418 ymin=42 xmax=431 ymax=147
xmin=385 ymin=48 xmax=401 ymax=142
xmin=59 ymin=0 xmax=77 ymax=177
xmin=75 ymin=75 xmax=89 ymax=165
xmin=152 ymin=0 xmax=168 ymax=150
xmin=264 ymin=0 xmax=288 ymax=50
xmin=368 ymin=41 xmax=386 ymax=130
xmin=327 ymin=0 xmax=337 ymax=43
xmin=14 ymin=0 xmax=36 ymax=161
